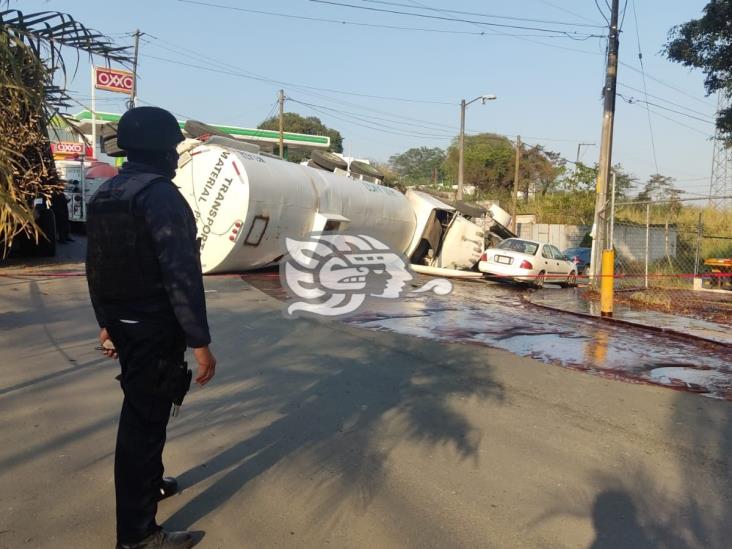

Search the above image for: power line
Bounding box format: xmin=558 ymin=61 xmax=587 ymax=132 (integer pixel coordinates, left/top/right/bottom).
xmin=176 ymin=0 xmax=588 ymax=39
xmin=140 ymin=51 xmax=455 ymax=105
xmin=618 ymin=0 xmax=630 ymax=31
xmin=289 ymin=97 xmax=454 ymax=139
xmin=617 ymin=94 xmax=714 ymax=125
xmin=621 ymin=99 xmax=714 ymax=138
xmin=630 ymin=0 xmax=658 ymax=174
xmin=361 ymin=0 xmax=606 ymax=28
xmin=619 ymin=62 xmax=715 ymax=108
xmin=617 ymin=83 xmax=713 ymax=119
xmin=308 ymin=0 xmax=605 ymax=39
xmin=535 ymin=0 xmax=603 ymax=26
xmin=593 ymin=0 xmax=610 ymax=25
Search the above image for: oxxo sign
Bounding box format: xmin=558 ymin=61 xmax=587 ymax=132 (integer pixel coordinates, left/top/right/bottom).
xmin=94 ymin=66 xmax=133 ymax=94
xmin=52 ymin=142 xmax=86 ymax=155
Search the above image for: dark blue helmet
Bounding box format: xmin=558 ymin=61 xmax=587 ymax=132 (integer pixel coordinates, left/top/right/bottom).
xmin=117 ymin=106 xmax=185 ymax=152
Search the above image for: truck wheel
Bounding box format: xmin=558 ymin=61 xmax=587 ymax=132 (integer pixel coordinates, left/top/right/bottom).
xmin=311 ymin=150 xmax=348 ymax=171
xmin=184 ymin=120 xmax=231 ymax=139
xmin=101 ymin=135 xmax=126 ymax=157
xmin=349 ymin=160 xmax=383 ymax=179
xmin=35 ymin=208 xmax=57 ymax=257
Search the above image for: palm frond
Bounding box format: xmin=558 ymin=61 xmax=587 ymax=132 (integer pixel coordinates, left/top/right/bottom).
xmin=0 ymin=9 xmax=133 ymax=256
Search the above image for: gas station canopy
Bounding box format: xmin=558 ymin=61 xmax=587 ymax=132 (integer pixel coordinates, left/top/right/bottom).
xmin=72 ymin=110 xmax=330 ymax=153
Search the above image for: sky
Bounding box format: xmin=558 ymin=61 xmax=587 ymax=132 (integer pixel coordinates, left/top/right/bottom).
xmin=20 ymin=0 xmax=718 ymax=197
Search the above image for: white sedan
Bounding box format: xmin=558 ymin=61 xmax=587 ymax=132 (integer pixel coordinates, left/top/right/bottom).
xmin=478 ymin=238 xmax=578 ymax=288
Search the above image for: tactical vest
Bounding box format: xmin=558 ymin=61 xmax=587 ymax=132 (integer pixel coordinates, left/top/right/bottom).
xmin=86 ymin=172 xmax=168 ymax=302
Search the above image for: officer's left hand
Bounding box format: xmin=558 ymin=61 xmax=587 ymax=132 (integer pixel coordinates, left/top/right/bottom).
xmin=99 ymin=328 xmax=118 ymax=359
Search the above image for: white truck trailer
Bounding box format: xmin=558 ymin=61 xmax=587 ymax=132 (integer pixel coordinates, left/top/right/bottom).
xmin=174 ymin=136 xmax=487 ymax=275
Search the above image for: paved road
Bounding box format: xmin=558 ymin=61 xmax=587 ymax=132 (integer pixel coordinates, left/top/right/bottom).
xmin=1 ymin=272 xmax=731 ymax=548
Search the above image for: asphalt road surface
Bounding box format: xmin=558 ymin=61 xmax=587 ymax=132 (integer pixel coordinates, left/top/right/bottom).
xmin=1 ymin=270 xmax=731 ymax=548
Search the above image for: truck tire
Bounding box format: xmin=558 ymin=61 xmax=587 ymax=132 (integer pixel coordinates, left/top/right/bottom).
xmin=310 ymin=150 xmax=348 ymax=172
xmin=184 ymin=120 xmax=231 ymax=139
xmin=101 ymin=135 xmax=125 ymax=157
xmin=349 ymin=160 xmax=383 ymax=179
xmin=35 ymin=208 xmax=57 ymax=257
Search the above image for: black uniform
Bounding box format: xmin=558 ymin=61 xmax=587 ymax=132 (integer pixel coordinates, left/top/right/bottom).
xmin=86 ymin=161 xmax=210 ymax=544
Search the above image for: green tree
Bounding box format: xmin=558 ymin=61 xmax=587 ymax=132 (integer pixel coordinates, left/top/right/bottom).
xmin=519 ymin=146 xmax=566 ymax=197
xmin=388 ymin=146 xmax=445 ymax=185
xmin=258 ymin=112 xmax=343 ymax=163
xmin=442 ymin=133 xmax=515 ymax=193
xmin=1 ymin=8 xmax=131 ymax=254
xmin=665 ymin=0 xmax=732 ymax=138
xmin=560 ymin=162 xmax=637 ymax=199
xmin=637 ymin=173 xmax=680 ymax=202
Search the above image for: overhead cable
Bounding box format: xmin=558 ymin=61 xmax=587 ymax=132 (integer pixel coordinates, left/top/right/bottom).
xmin=308 ymin=0 xmax=605 ymax=39
xmin=361 ymin=0 xmax=606 ymax=28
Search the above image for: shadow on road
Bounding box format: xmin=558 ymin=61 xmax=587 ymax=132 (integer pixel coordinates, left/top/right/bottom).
xmin=163 ymin=306 xmax=504 ymax=531
xmin=590 ymin=395 xmax=732 ymax=548
xmin=534 ymin=391 xmax=732 ymax=548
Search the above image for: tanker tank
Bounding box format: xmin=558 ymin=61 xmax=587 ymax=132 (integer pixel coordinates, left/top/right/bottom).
xmin=174 ymin=140 xmax=417 ymax=274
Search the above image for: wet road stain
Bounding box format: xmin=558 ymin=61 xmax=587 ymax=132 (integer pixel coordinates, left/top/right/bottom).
xmin=243 ymin=274 xmax=732 ymax=400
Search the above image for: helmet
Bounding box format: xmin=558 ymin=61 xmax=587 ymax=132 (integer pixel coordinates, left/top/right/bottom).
xmin=117 ymin=106 xmax=185 ymax=152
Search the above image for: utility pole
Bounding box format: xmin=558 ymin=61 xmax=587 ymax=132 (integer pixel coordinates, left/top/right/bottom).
xmin=127 ymin=29 xmax=142 ymax=111
xmin=457 ymin=94 xmax=496 ymax=201
xmin=511 ymin=135 xmax=521 ymax=233
xmin=457 ymin=98 xmax=466 ymax=201
xmin=278 ymin=89 xmax=285 ymax=159
xmin=590 ymin=0 xmax=620 ymax=284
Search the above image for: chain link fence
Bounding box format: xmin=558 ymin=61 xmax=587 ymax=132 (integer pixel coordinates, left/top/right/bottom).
xmin=609 ymin=198 xmax=732 ymax=325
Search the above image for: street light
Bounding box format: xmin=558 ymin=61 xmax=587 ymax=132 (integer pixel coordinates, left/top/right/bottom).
xmin=458 ymin=94 xmax=497 ymax=201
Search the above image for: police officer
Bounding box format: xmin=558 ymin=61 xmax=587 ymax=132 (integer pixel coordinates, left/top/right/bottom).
xmin=86 ymin=107 xmax=216 ymax=549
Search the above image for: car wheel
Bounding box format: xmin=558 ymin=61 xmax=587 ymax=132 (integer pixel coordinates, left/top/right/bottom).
xmin=533 ymin=271 xmax=545 ymax=289
xmin=101 ymin=135 xmax=125 ymax=157
xmin=560 ymin=271 xmax=577 ymax=288
xmin=184 ymin=120 xmax=231 ymax=139
xmin=349 ymin=160 xmax=384 ymax=179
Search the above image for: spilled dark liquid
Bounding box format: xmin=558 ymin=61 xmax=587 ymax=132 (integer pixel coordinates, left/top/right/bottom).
xmin=243 ymin=272 xmax=732 ymax=400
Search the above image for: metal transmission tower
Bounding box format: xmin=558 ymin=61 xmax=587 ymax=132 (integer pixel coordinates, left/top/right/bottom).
xmin=709 ymin=91 xmax=732 ymax=209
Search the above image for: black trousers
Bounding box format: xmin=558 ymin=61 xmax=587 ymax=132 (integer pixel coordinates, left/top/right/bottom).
xmin=107 ymin=319 xmax=185 ymax=544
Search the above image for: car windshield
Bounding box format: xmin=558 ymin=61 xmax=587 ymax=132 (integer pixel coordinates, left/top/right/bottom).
xmin=496 ymin=239 xmax=539 ymax=255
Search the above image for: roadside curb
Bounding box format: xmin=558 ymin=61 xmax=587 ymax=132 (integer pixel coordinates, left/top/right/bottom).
xmin=522 ymin=294 xmax=732 ymax=349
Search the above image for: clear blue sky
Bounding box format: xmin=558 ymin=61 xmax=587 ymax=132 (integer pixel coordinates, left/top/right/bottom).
xmin=25 ymin=0 xmax=715 ymax=196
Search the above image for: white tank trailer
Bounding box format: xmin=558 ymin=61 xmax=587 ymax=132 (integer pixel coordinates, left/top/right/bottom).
xmin=174 ymin=137 xmax=496 ymax=274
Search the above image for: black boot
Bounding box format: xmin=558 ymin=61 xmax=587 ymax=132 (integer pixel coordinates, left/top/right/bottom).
xmin=158 ymin=476 xmax=179 ymax=501
xmin=116 ymin=529 xmax=195 ymax=549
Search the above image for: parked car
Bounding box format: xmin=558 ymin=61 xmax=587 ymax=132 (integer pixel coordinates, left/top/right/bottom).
xmin=563 ymin=246 xmax=625 ymax=277
xmin=563 ymin=247 xmax=591 ymax=275
xmin=478 ymin=238 xmax=577 ymax=288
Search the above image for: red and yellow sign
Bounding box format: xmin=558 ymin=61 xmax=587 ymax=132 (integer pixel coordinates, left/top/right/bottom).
xmin=94 ymin=67 xmax=134 ymax=94
xmin=51 ymin=141 xmax=92 ymax=159
xmin=51 ymin=142 xmax=92 ymax=158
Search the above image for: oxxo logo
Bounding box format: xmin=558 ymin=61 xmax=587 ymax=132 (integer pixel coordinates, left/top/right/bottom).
xmin=95 ymin=67 xmax=133 ymax=94
xmin=52 ymin=142 xmax=84 ymax=154
xmin=280 ymin=232 xmax=453 ymax=318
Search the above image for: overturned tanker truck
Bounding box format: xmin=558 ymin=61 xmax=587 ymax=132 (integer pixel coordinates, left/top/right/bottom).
xmin=173 ymin=124 xmax=514 ymax=275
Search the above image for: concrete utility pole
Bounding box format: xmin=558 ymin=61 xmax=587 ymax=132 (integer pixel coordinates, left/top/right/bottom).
xmin=511 ymin=135 xmax=521 ymax=232
xmin=278 ymin=89 xmax=285 ymax=159
xmin=458 ymin=99 xmax=466 ymax=201
xmin=127 ymin=29 xmax=142 ymax=111
xmin=590 ymin=0 xmax=620 ymax=284
xmin=457 ymin=94 xmax=496 ymax=201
